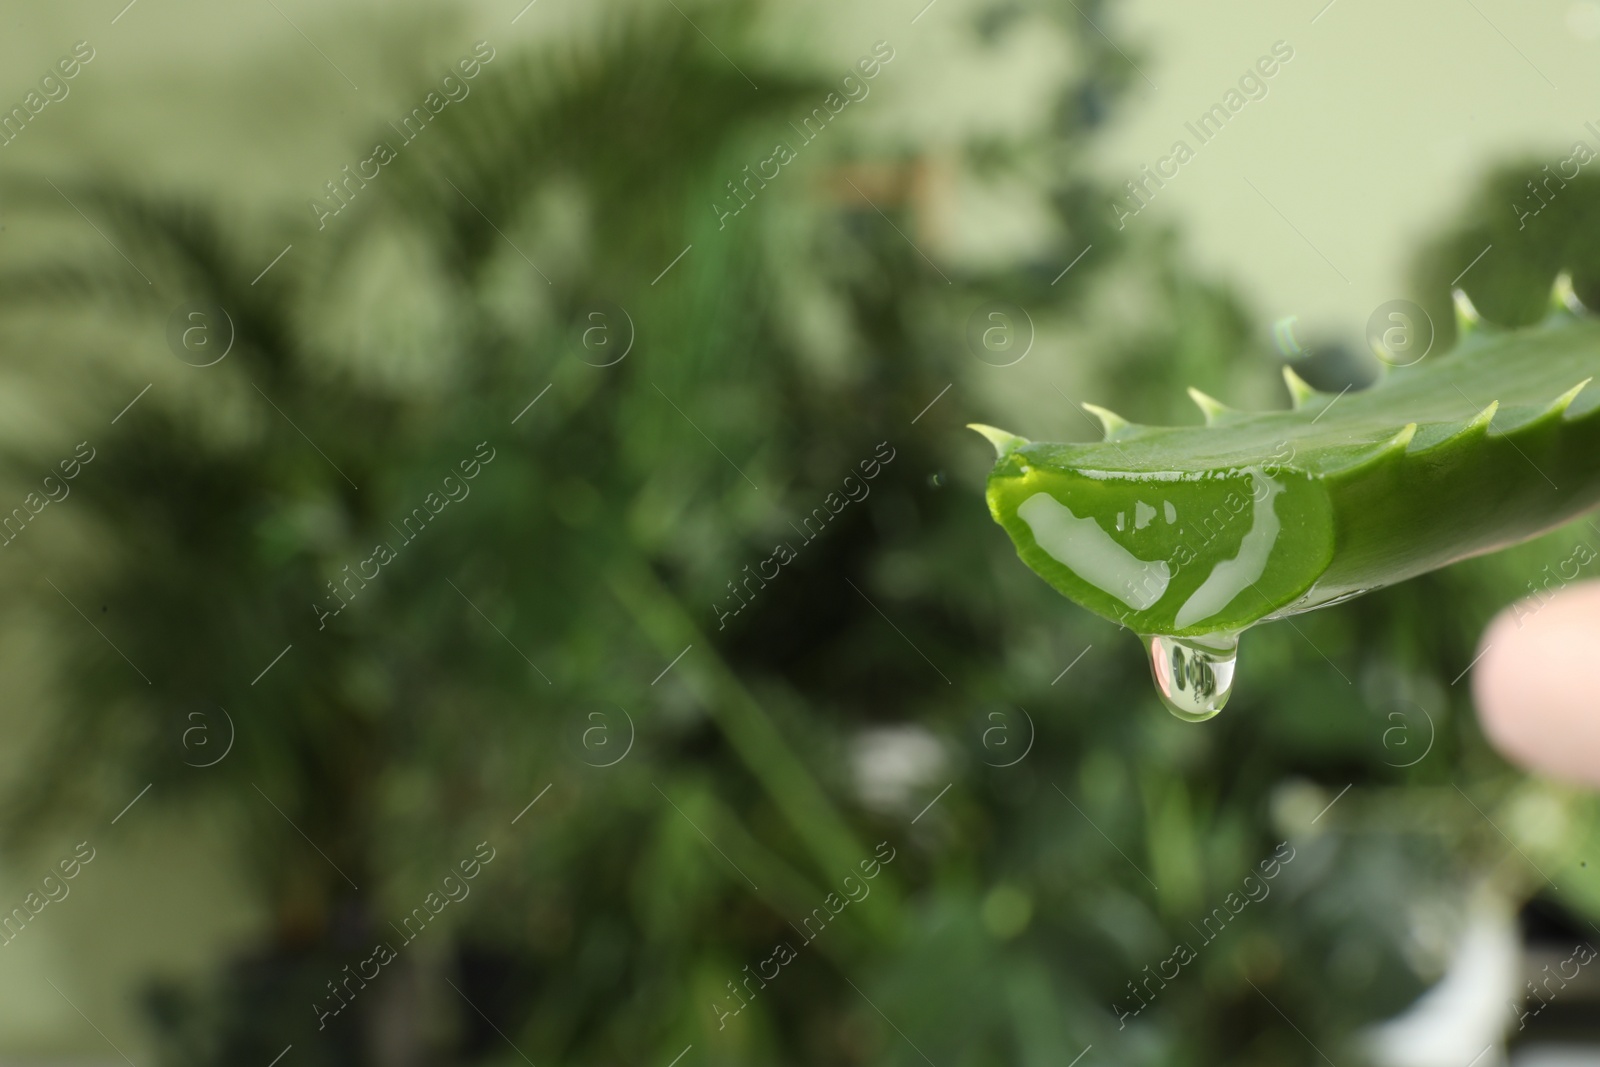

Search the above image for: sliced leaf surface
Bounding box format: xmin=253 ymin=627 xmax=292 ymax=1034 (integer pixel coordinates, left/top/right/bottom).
xmin=977 ymin=281 xmax=1600 ymax=637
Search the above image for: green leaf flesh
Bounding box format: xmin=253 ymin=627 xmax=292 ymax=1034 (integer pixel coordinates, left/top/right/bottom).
xmin=976 ymin=284 xmax=1600 ymax=639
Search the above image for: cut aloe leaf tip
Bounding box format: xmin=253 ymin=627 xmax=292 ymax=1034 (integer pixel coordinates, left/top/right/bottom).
xmin=974 ymin=274 xmax=1600 ymax=719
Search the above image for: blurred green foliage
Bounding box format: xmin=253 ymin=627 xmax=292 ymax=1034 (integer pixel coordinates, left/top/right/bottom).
xmin=1 ymin=4 xmax=1598 ymax=1067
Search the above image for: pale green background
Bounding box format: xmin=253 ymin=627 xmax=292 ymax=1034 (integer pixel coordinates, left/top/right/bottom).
xmin=0 ymin=0 xmax=1591 ymax=1058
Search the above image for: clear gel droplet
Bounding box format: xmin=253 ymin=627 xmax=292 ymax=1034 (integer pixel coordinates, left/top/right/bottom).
xmin=1146 ymin=633 xmax=1238 ymax=722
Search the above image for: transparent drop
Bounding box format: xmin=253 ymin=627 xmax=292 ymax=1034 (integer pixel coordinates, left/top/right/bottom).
xmin=927 ymin=472 xmax=946 ymax=488
xmin=1145 ymin=633 xmax=1239 ymax=722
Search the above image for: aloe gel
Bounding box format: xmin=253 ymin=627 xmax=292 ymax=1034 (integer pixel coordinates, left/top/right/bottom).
xmin=975 ymin=278 xmax=1600 ymax=718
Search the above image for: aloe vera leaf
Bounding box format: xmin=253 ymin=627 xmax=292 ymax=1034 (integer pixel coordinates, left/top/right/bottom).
xmin=974 ymin=278 xmax=1600 ymax=639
